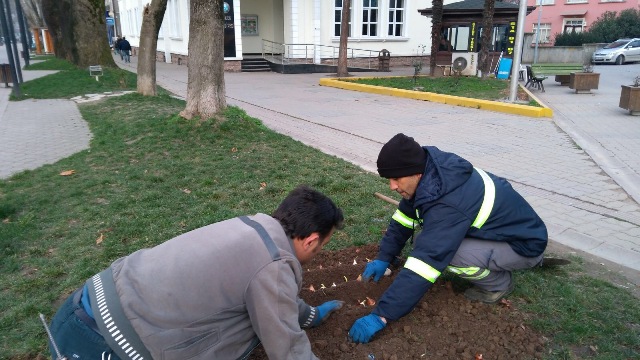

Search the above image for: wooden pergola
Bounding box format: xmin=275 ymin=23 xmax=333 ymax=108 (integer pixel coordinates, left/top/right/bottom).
xmin=419 ymin=0 xmax=536 ymax=66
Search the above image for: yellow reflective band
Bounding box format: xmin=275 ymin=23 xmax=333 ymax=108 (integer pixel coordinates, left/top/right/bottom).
xmin=446 ymin=265 xmax=491 ymax=280
xmin=392 ymin=209 xmax=418 ymax=229
xmin=404 ymin=257 xmax=441 ymax=283
xmin=471 ymin=167 xmax=495 ymax=229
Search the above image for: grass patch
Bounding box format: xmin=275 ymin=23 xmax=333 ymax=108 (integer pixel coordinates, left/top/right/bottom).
xmin=348 ymin=76 xmax=539 ymax=106
xmin=13 ymin=58 xmax=138 ymax=100
xmin=0 ymin=78 xmax=637 ymax=359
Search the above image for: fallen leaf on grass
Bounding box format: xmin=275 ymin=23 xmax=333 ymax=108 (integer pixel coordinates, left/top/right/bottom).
xmin=231 ymin=147 xmax=238 ymax=152
xmin=59 ymin=170 xmax=75 ymax=176
xmin=2 ymin=218 xmax=9 ymax=224
xmin=259 ymin=182 xmax=267 ymax=190
xmin=499 ymin=298 xmax=512 ymax=308
xmin=182 ymin=189 xmax=191 ymax=194
xmin=96 ymin=233 xmax=104 ymax=245
xmin=589 ymin=345 xmax=598 ymax=353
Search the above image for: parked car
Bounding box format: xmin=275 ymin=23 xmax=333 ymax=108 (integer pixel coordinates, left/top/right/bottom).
xmin=592 ymin=38 xmax=640 ymax=65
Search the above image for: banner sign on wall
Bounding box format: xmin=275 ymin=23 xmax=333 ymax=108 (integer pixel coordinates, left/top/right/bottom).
xmin=223 ymin=1 xmax=236 ymax=57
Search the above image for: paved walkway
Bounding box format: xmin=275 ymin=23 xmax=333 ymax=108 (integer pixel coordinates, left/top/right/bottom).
xmin=0 ymin=69 xmax=92 ymax=179
xmin=1 ymin=52 xmax=639 ymax=290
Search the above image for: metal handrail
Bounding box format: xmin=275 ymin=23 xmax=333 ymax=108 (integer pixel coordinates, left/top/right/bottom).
xmin=261 ymin=40 xmax=379 ymax=69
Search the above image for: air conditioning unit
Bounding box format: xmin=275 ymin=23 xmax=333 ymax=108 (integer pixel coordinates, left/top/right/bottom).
xmin=451 ymin=52 xmax=478 ymax=76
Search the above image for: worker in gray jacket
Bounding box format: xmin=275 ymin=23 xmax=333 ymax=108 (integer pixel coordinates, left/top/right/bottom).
xmin=47 ymin=185 xmax=345 ymax=360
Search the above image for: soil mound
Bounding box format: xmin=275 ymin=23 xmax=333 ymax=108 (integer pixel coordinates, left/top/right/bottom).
xmin=250 ymin=244 xmax=545 ymax=359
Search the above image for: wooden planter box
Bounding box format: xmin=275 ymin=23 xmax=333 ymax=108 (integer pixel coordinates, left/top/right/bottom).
xmin=569 ymin=72 xmax=600 ymax=94
xmin=619 ymin=85 xmax=640 ymax=116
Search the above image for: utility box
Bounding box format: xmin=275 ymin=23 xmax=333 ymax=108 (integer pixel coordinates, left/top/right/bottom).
xmin=378 ymin=49 xmax=391 ymax=72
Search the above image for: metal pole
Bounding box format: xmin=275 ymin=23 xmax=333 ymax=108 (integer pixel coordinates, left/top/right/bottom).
xmin=533 ymin=3 xmax=542 ymax=64
xmin=4 ymin=0 xmax=22 ymax=83
xmin=14 ymin=0 xmax=29 ymax=66
xmin=508 ymin=0 xmax=528 ymax=102
xmin=0 ymin=0 xmax=21 ymax=95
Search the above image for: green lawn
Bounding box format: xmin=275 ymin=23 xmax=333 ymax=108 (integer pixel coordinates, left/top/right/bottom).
xmin=0 ymin=59 xmax=638 ymax=359
xmin=348 ymin=75 xmax=540 ymax=107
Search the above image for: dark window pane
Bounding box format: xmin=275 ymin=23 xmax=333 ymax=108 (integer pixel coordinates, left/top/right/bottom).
xmin=362 ymin=24 xmax=368 ymax=35
xmin=388 ymin=24 xmax=393 ymax=35
xmin=397 ymin=0 xmax=403 ymax=7
xmin=335 ymin=24 xmax=340 ymax=36
xmin=389 ymin=11 xmax=393 ymax=22
xmin=371 ymin=9 xmax=377 ymax=21
xmin=372 ymin=0 xmax=378 ymax=6
xmin=335 ymin=0 xmax=342 ymax=7
xmin=389 ymin=0 xmax=395 ymax=7
xmin=396 ymin=11 xmax=402 ymax=22
xmin=371 ymin=24 xmax=377 ymax=36
xmin=363 ymin=9 xmax=368 ymax=21
xmin=364 ymin=0 xmax=370 ymax=6
xmin=335 ymin=10 xmax=341 ymax=23
xmin=396 ymin=24 xmax=401 ymax=35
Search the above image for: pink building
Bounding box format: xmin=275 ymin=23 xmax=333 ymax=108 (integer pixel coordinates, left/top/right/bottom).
xmin=524 ymin=0 xmax=640 ymax=46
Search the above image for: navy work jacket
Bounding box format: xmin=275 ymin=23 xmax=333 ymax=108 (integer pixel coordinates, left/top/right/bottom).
xmin=372 ymin=146 xmax=547 ymax=321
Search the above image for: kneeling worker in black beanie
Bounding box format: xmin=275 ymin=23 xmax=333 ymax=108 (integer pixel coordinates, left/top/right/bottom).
xmin=349 ymin=133 xmax=548 ymax=344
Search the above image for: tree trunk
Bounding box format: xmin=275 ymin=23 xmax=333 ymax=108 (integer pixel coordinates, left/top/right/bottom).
xmin=179 ymin=0 xmax=226 ymax=120
xmin=20 ymin=0 xmax=45 ymax=28
xmin=41 ymin=0 xmax=116 ymax=68
xmin=479 ymin=0 xmax=495 ymax=78
xmin=429 ymin=0 xmax=443 ymax=76
xmin=336 ymin=0 xmax=350 ymax=77
xmin=137 ymin=0 xmax=168 ymax=96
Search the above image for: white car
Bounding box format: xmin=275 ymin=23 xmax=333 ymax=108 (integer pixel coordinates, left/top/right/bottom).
xmin=592 ymin=38 xmax=640 ymax=65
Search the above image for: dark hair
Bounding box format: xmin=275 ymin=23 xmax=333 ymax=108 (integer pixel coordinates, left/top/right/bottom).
xmin=272 ymin=185 xmax=344 ymax=240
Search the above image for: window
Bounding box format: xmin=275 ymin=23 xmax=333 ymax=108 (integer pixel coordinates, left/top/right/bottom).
xmin=333 ymin=0 xmax=406 ymax=39
xmin=477 ymin=24 xmax=509 ymax=52
xmin=535 ymin=0 xmax=554 ymax=5
xmin=447 ymin=26 xmax=470 ymax=51
xmin=387 ymin=0 xmax=403 ymax=36
xmin=362 ymin=0 xmax=379 ymax=36
xmin=563 ymin=19 xmax=585 ymax=33
xmin=532 ymin=23 xmax=551 ymax=43
xmin=334 ymin=0 xmax=351 ymax=37
xmin=565 ymin=0 xmax=587 ymax=3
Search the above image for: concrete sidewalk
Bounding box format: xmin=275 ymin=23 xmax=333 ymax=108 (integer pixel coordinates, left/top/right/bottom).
xmin=118 ymin=56 xmax=640 ymax=286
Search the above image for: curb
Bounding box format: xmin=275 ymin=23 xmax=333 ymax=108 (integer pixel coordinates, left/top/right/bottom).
xmin=319 ymin=77 xmax=553 ymax=118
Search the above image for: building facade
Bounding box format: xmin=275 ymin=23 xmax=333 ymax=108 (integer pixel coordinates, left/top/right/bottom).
xmin=115 ymin=0 xmax=443 ymax=69
xmin=524 ymin=0 xmax=639 ymax=46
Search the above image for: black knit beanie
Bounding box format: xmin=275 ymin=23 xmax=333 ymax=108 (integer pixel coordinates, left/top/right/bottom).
xmin=376 ymin=133 xmax=426 ymax=178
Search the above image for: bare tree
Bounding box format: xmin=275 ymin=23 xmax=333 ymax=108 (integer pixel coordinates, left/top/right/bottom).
xmin=41 ymin=0 xmax=116 ymax=68
xmin=137 ymin=0 xmax=168 ymax=96
xmin=20 ymin=0 xmax=45 ymax=28
xmin=429 ymin=0 xmax=443 ymax=76
xmin=336 ymin=0 xmax=350 ymax=78
xmin=478 ymin=0 xmax=496 ymax=78
xmin=179 ymin=0 xmax=226 ymax=120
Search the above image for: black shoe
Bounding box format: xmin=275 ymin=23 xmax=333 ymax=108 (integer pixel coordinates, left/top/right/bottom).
xmin=464 ymin=282 xmax=515 ymax=304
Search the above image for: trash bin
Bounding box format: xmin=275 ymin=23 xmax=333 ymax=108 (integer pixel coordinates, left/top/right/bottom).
xmin=378 ymin=49 xmax=391 ymax=72
xmin=0 ymin=63 xmax=12 ymax=86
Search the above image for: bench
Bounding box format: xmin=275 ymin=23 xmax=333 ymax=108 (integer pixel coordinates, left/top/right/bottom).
xmin=530 ymin=63 xmax=583 ymax=86
xmin=89 ymin=65 xmax=103 ymax=81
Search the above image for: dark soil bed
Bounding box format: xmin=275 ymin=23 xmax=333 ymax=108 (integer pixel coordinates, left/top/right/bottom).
xmin=249 ymin=244 xmax=545 ymax=360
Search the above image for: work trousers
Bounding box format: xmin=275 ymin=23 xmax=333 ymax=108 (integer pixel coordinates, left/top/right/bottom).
xmin=48 ymin=289 xmax=120 ymax=360
xmin=447 ymin=238 xmax=543 ymax=291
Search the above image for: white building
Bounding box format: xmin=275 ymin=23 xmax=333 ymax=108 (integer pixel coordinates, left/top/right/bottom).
xmin=116 ymin=0 xmax=438 ymax=71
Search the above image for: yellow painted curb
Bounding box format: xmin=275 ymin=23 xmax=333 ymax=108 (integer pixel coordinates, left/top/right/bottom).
xmin=319 ymin=77 xmax=553 ymax=118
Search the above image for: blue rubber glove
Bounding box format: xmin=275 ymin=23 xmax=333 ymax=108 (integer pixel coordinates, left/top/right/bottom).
xmin=362 ymin=260 xmax=390 ymax=282
xmin=311 ymin=300 xmax=345 ymax=327
xmin=349 ymin=314 xmax=386 ymax=343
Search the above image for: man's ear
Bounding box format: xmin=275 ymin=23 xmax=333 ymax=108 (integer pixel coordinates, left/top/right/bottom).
xmin=301 ymin=232 xmax=321 ymax=250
